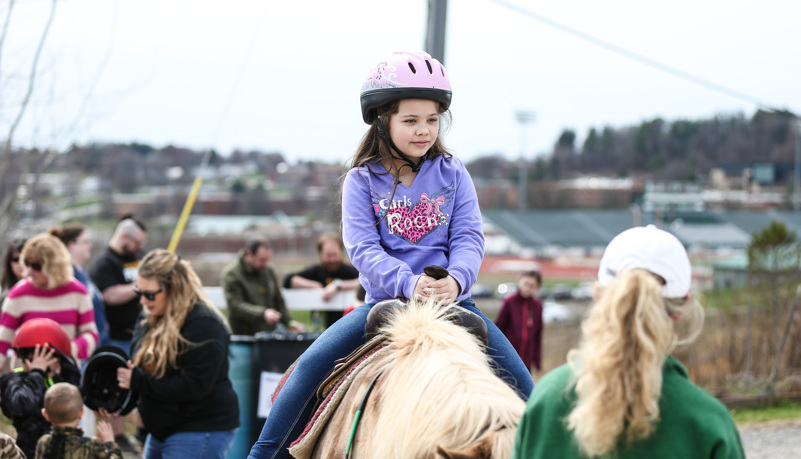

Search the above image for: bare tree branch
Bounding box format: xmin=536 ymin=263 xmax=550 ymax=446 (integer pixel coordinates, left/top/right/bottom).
xmin=0 ymin=0 xmax=15 ymax=77
xmin=767 ymin=285 xmax=801 ymax=386
xmin=0 ymin=0 xmax=57 ymax=237
xmin=1 ymin=0 xmax=56 ymax=157
xmin=57 ymin=0 xmax=118 ymax=151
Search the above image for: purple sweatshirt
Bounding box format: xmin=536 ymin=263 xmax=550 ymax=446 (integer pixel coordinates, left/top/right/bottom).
xmin=342 ymin=155 xmax=485 ymax=304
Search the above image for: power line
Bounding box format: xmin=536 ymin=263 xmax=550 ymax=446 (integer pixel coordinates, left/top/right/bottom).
xmin=490 ymin=0 xmax=788 ymax=114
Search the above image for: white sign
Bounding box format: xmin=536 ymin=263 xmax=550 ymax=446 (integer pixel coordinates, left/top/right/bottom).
xmin=204 ymin=286 xmax=354 ymax=311
xmin=257 ymin=371 xmax=285 ymax=418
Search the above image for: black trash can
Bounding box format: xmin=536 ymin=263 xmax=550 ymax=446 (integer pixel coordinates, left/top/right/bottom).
xmin=250 ymin=332 xmax=320 ymax=444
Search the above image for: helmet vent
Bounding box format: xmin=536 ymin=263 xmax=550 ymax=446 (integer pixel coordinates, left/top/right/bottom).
xmin=408 ymin=62 xmax=417 ymax=74
xmin=425 ymin=60 xmax=433 ymax=74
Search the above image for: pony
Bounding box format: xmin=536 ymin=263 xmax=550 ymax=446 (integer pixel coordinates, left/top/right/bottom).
xmin=289 ymin=298 xmax=525 ymax=459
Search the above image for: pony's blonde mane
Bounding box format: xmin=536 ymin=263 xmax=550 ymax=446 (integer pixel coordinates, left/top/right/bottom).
xmin=368 ymin=298 xmax=524 ymax=458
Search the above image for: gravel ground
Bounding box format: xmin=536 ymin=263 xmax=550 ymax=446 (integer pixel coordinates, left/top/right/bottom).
xmin=122 ymin=420 xmax=801 ymax=459
xmin=739 ymin=419 xmax=801 ymax=459
xmin=2 ymin=418 xmax=798 ymax=458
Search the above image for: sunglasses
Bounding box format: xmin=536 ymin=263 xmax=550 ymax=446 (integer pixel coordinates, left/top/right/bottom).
xmin=133 ymin=286 xmax=162 ymax=301
xmin=25 ymin=260 xmax=42 ymax=271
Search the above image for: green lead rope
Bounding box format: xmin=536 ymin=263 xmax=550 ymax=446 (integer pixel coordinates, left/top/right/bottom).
xmin=345 ymin=369 xmax=384 ymax=459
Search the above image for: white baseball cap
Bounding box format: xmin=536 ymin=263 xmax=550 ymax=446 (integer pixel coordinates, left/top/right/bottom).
xmin=598 ymin=225 xmax=691 ymax=298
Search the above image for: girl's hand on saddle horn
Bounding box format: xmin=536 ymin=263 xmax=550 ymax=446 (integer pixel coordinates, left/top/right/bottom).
xmin=423 ymin=276 xmax=461 ymax=304
xmin=413 ymin=275 xmax=433 ymax=302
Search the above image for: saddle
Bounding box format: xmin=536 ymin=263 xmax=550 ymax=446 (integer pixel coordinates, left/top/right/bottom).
xmin=291 ymin=269 xmax=493 ymax=456
xmin=316 ymin=334 xmax=387 ymax=403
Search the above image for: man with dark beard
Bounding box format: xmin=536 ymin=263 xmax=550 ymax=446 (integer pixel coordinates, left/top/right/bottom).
xmin=89 ymin=215 xmax=147 ymax=453
xmin=90 ymin=216 xmax=147 ymax=352
xmin=284 ymin=232 xmax=360 ymax=328
xmin=222 ymin=237 xmax=305 ymax=335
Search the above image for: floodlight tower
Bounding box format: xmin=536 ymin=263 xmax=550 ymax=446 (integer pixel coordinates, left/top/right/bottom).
xmin=516 ymin=111 xmax=536 ymax=211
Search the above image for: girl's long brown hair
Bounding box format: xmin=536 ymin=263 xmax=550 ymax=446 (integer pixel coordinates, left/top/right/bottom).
xmin=349 ymin=99 xmax=452 ymax=172
xmin=344 ymin=99 xmax=453 ymax=227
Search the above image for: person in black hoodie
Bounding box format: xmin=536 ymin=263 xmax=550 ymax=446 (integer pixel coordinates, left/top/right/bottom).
xmin=0 ymin=318 xmax=81 ymax=458
xmin=113 ymin=249 xmax=239 ymax=458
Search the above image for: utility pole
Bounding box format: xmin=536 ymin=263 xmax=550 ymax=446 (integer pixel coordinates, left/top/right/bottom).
xmin=425 ymin=0 xmax=448 ymax=63
xmin=516 ymin=111 xmax=536 ymax=211
xmin=794 ymin=118 xmax=801 ymax=211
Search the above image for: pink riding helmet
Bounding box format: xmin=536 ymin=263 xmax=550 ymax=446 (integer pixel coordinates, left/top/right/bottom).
xmin=360 ymin=50 xmax=452 ymax=124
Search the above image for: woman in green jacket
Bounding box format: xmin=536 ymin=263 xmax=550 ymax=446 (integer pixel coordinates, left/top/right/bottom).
xmin=513 ymin=225 xmax=745 ymax=459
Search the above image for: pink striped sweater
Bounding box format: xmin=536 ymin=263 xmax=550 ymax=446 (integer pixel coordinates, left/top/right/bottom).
xmin=0 ymin=278 xmax=98 ymax=369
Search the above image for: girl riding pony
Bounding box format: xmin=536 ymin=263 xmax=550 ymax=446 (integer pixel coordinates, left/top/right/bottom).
xmin=250 ymin=50 xmax=534 ymax=459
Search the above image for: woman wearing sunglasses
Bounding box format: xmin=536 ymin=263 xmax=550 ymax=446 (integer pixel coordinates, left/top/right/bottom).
xmin=1 ymin=238 xmax=27 ymax=305
xmin=0 ymin=233 xmax=99 ymax=371
xmin=114 ymin=249 xmax=239 ymax=458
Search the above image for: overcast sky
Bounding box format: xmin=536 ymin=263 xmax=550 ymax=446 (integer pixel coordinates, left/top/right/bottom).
xmin=3 ymin=0 xmax=799 ymax=165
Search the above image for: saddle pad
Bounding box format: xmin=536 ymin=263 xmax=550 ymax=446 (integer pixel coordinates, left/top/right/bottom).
xmin=288 ymin=344 xmax=389 ymax=459
xmin=317 ymin=336 xmax=387 ymax=402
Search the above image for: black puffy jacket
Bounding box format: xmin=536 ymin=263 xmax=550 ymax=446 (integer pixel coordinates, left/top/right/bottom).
xmin=0 ymin=360 xmax=80 ymax=458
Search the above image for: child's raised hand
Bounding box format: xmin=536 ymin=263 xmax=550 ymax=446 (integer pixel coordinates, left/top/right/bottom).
xmin=96 ymin=420 xmax=114 ymax=443
xmin=95 ymin=408 xmax=118 ymax=420
xmin=24 ymin=344 xmax=58 ymax=374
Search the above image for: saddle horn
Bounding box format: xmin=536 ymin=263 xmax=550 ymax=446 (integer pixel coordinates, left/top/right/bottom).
xmin=364 ymin=266 xmax=489 ymax=346
xmin=364 ymin=266 xmax=449 ymax=340
xmin=424 ymin=265 xmax=489 ymax=346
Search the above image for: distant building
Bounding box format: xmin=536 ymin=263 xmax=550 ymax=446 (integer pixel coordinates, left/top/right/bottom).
xmin=483 ymin=209 xmax=801 ymax=254
xmin=642 ymin=181 xmax=705 ymax=213
xmin=712 ymin=254 xmax=750 ymax=290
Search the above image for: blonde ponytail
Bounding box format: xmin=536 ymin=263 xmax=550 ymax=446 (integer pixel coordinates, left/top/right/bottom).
xmin=566 ymin=269 xmax=676 ymax=457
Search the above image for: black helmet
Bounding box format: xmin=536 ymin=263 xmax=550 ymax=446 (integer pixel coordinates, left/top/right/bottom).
xmin=80 ymin=345 xmax=138 ymax=416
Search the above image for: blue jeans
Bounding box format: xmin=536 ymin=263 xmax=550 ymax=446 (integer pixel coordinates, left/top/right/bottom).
xmin=248 ymin=298 xmax=533 ymax=459
xmin=143 ymin=430 xmax=236 ymax=459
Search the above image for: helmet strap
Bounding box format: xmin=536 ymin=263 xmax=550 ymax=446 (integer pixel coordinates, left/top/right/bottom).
xmin=375 ymin=120 xmax=426 ymax=175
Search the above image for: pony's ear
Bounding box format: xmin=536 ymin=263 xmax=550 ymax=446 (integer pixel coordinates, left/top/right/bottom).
xmin=436 ymin=441 xmax=493 ymax=459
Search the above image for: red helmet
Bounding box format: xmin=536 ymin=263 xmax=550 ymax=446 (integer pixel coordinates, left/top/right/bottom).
xmin=12 ymin=318 xmax=72 ymax=360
